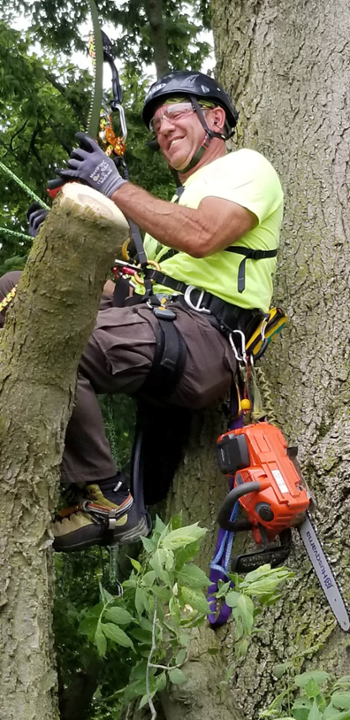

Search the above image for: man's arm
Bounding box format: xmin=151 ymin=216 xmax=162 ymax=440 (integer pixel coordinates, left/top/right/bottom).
xmin=110 ymin=183 xmax=257 ymax=258
xmin=56 ymin=133 xmax=257 ymax=257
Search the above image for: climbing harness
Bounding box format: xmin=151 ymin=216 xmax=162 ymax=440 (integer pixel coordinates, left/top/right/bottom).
xmin=207 ymin=316 xmax=350 ymax=632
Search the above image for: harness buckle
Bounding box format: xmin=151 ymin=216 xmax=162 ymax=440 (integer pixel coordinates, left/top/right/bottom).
xmin=184 ymin=285 xmax=211 ymax=314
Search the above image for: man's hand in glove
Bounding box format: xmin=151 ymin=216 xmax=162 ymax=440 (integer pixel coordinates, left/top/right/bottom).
xmin=56 ymin=132 xmax=127 ymax=198
xmin=27 ymin=202 xmax=49 ymax=237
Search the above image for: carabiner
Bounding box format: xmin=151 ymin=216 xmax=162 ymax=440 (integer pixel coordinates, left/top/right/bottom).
xmin=114 ymin=104 xmax=128 ymax=144
xmin=133 ymin=260 xmax=161 ymax=286
xmin=229 ymin=329 xmax=247 ymax=365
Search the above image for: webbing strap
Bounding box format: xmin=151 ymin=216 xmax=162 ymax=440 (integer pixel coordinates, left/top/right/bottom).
xmin=146 ymin=247 xmax=277 ymax=294
xmin=207 ymin=406 xmax=243 ymax=628
xmin=139 ymin=314 xmax=187 ymax=400
xmin=224 ymin=246 xmax=278 ymax=293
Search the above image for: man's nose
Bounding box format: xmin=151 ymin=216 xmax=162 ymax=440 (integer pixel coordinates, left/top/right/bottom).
xmin=158 ymin=116 xmax=175 ymax=134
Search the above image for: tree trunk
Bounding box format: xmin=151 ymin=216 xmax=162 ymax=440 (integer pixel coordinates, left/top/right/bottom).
xmin=144 ymin=0 xmax=169 ymax=77
xmin=152 ymin=1 xmax=350 ymax=718
xmin=0 ymin=183 xmax=129 ymax=720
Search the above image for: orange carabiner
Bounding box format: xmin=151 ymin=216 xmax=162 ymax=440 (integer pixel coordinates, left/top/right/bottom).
xmin=133 ymin=259 xmax=161 ymax=286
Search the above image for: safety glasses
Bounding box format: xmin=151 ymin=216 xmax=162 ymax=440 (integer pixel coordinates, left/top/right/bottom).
xmin=149 ymin=102 xmax=195 ymax=134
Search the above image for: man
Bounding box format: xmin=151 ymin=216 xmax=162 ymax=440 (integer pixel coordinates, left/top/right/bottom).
xmin=0 ymin=71 xmax=283 ymax=552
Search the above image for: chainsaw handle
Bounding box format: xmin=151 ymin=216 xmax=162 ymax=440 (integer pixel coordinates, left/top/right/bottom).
xmin=217 ymin=481 xmax=261 ymax=531
xmin=47 ymin=177 xmax=69 ymax=199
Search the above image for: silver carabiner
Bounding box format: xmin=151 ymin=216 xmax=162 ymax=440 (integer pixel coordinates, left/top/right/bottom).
xmin=229 ymin=329 xmax=247 ymax=365
xmin=184 ymin=285 xmax=211 ymax=314
xmin=114 ymin=103 xmax=128 ymax=143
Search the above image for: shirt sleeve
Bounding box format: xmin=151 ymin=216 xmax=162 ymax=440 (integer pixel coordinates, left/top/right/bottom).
xmin=200 ymin=150 xmax=283 ymax=224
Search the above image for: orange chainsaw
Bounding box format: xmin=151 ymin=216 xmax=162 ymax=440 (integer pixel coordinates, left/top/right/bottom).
xmin=216 ymin=420 xmax=350 ymax=631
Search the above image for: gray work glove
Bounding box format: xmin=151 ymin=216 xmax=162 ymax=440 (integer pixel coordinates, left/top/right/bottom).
xmin=56 ymin=132 xmax=127 ymax=198
xmin=27 ymin=202 xmax=49 ymax=237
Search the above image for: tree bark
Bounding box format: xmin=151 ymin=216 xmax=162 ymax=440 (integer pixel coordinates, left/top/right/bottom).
xmin=147 ymin=1 xmax=350 ymax=718
xmin=0 ymin=183 xmax=129 ymax=720
xmin=144 ymin=0 xmax=169 ymax=77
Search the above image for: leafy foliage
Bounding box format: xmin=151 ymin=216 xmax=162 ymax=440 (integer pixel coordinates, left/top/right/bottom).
xmin=260 ymin=664 xmax=350 ymax=719
xmin=0 ymin=0 xmax=212 ymax=270
xmin=54 ymin=516 xmax=292 ymax=719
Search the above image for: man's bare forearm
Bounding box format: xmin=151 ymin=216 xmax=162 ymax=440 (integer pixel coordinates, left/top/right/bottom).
xmin=110 ymin=183 xmax=210 ymax=257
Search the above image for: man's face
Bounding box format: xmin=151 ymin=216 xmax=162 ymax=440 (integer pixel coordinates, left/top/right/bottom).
xmin=152 ymin=101 xmax=207 ymax=171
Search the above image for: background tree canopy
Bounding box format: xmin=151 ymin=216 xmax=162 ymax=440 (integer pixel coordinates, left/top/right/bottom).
xmin=0 ymin=0 xmax=212 ymax=273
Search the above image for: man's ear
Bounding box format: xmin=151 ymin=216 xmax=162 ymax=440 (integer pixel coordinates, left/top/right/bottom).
xmin=208 ymin=106 xmax=226 ymax=132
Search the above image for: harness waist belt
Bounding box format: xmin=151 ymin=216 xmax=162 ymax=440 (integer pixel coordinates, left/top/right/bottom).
xmin=142 ymin=268 xmax=263 ymax=337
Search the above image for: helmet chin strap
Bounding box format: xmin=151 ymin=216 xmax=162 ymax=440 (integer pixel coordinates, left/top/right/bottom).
xmin=169 ymin=95 xmax=228 ymax=174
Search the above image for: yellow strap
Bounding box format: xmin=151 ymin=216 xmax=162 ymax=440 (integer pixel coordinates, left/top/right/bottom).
xmin=245 ymin=307 xmax=287 ymax=359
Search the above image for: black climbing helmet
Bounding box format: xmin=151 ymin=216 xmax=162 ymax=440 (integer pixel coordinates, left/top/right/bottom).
xmin=142 ymin=70 xmax=238 ymax=135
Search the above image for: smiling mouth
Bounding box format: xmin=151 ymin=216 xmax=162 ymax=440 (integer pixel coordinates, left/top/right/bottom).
xmin=168 ymin=138 xmax=183 ymax=150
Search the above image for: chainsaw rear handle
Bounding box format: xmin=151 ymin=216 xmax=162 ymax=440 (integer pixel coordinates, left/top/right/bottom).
xmin=217 ymin=481 xmax=260 ymax=531
xmin=47 ymin=177 xmax=69 ymax=199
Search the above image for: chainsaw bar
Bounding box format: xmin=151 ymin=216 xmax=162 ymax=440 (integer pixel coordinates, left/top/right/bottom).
xmin=299 ymin=511 xmax=350 ymax=632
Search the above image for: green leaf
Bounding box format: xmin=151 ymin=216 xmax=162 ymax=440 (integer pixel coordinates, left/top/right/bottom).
xmin=165 ymin=549 xmax=175 ymax=571
xmin=155 ymin=515 xmax=167 ymax=534
xmin=150 ymin=549 xmax=170 ymax=583
xmin=208 ymin=647 xmax=220 ymax=655
xmin=135 ymin=587 xmax=148 ymax=615
xmin=140 ymin=617 xmax=153 ymax=632
xmin=324 ymin=705 xmax=350 ymax=720
xmin=141 ymin=536 xmax=156 ymax=553
xmin=179 ymin=633 xmax=190 ymax=646
xmin=168 ymin=668 xmax=187 ymax=685
xmin=94 ymin=624 xmax=107 ymax=657
xmin=151 ymin=585 xmax=172 ymax=602
xmin=303 ymin=679 xmax=325 ymax=699
xmin=143 ymin=571 xmax=156 ymax=587
xmin=78 ymin=615 xmax=99 ymax=638
xmin=139 ymin=690 xmax=156 ymax=709
xmin=180 ymin=586 xmax=211 ymax=614
xmin=178 ymin=563 xmax=211 ymax=589
xmin=237 ymin=594 xmax=255 ymax=634
xmin=129 ymin=628 xmax=152 ymax=644
xmin=161 ymin=524 xmax=207 ymax=550
xmin=156 ymin=672 xmax=167 ymax=692
xmin=101 ymin=622 xmax=134 ymax=649
xmin=129 ymin=558 xmax=142 ymax=572
xmin=332 ymin=693 xmax=350 ymax=711
xmin=168 ymin=514 xmax=183 ymax=531
xmin=291 ymin=697 xmax=312 ymax=720
xmin=295 ymin=672 xmax=331 ymax=689
xmin=131 ymin=661 xmax=148 ymax=681
xmin=100 ymin=584 xmax=114 ymax=604
xmin=175 ymin=540 xmax=201 ymax=569
xmin=225 ymin=591 xmax=241 ymax=608
xmin=273 ymin=662 xmax=293 ymax=679
xmin=104 ymin=607 xmax=135 ymax=625
xmin=235 ymin=637 xmax=249 ymax=658
xmin=175 ymin=648 xmax=187 ymax=665
xmin=307 ymin=700 xmax=323 ymax=720
xmin=169 ymin=596 xmax=181 ymax=626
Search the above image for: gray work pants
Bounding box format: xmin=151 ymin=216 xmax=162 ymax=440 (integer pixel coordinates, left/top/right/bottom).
xmin=0 ymin=272 xmax=237 ymax=484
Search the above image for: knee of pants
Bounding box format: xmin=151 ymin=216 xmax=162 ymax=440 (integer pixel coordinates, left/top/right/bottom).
xmin=0 ymin=271 xmax=22 ymax=327
xmin=0 ymin=271 xmax=22 ymax=297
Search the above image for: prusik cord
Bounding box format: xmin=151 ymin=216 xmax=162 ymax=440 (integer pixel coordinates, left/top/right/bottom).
xmin=0 ymin=161 xmax=49 ymax=209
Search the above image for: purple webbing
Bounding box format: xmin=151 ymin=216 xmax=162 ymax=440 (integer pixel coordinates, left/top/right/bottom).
xmin=207 ymin=411 xmax=243 ymax=628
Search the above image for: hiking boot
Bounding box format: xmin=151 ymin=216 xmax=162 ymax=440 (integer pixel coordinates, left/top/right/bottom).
xmin=52 ymin=475 xmax=149 ymax=552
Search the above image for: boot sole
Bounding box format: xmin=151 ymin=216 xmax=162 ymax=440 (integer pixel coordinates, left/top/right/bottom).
xmin=53 ymin=515 xmax=149 ymax=553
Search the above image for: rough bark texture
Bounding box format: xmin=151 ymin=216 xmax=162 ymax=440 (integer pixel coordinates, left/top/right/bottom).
xmin=142 ymin=1 xmax=350 ymax=718
xmin=0 ymin=183 xmax=129 ymax=720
